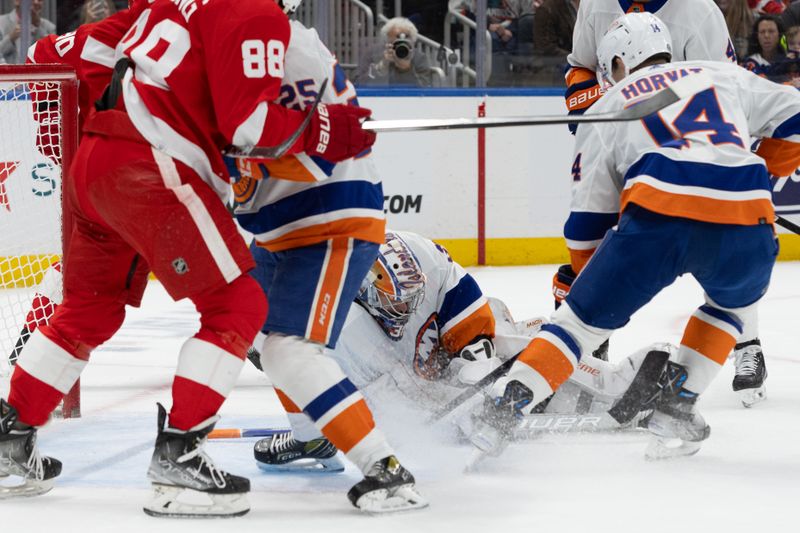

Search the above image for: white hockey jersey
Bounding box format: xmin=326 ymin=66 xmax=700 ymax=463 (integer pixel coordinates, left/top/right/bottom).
xmin=332 ymin=230 xmax=495 ymax=386
xmin=564 ymin=61 xmax=800 ymax=260
xmin=233 ymin=20 xmax=384 ymax=252
xmin=567 ymin=0 xmax=735 ymax=71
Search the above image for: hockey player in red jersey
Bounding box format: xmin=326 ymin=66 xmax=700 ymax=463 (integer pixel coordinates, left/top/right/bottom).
xmin=0 ymin=0 xmax=375 ymax=518
xmin=7 ymin=1 xmax=154 ymax=372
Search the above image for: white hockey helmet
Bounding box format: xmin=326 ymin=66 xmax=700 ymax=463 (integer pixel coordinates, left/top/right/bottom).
xmin=356 ymin=232 xmax=426 ymax=340
xmin=278 ymin=0 xmax=302 ymax=14
xmin=596 ymin=12 xmax=673 ymax=86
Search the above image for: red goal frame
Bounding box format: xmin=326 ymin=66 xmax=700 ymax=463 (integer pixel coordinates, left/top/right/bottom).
xmin=0 ymin=64 xmax=80 ymax=418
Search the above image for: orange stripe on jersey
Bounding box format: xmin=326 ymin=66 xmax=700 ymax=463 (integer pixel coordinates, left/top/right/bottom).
xmin=275 ymin=388 xmax=302 ymax=414
xmin=262 ymin=155 xmax=320 ymax=182
xmin=620 ymin=182 xmax=775 ymax=226
xmin=320 ymin=398 xmax=375 ymax=453
xmin=262 ymin=217 xmax=386 ymax=252
xmin=565 ymin=67 xmax=595 ymax=87
xmin=518 ymin=338 xmax=575 ymax=391
xmin=308 ymin=238 xmax=350 ymax=344
xmin=441 ymin=302 xmax=496 ymax=354
xmin=681 ymin=316 xmax=737 ymax=364
xmin=756 ymin=138 xmax=800 ymax=178
xmin=627 ymin=2 xmax=646 ymax=13
xmin=569 ymin=247 xmax=596 ymax=274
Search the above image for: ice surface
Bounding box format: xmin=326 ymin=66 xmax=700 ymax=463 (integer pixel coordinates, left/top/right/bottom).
xmin=3 ymin=263 xmax=799 ymax=532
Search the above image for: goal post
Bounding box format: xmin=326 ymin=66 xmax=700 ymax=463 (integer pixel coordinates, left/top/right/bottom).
xmin=0 ymin=64 xmax=80 ymax=418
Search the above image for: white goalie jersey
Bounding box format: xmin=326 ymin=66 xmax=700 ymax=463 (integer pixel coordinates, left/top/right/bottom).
xmin=567 ymin=0 xmax=735 ymax=71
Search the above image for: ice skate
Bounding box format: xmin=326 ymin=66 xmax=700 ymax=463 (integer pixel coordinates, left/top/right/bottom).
xmin=0 ymin=399 xmax=61 ymax=499
xmin=732 ymin=339 xmax=767 ymax=408
xmin=253 ymin=431 xmax=344 ymax=473
xmin=347 ymin=456 xmax=428 ymax=513
xmin=645 ymin=363 xmax=710 ymax=460
xmin=143 ymin=404 xmax=250 ymax=518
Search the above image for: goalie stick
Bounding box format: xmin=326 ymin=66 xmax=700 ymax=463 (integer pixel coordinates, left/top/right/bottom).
xmin=223 ymin=78 xmax=329 ymax=159
xmin=363 ymin=72 xmax=713 ymax=133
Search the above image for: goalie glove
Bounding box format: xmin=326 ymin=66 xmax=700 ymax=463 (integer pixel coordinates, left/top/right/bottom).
xmin=303 ymin=104 xmax=376 ymax=163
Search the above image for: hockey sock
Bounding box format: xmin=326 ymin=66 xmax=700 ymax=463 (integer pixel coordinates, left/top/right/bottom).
xmin=170 ymin=275 xmax=267 ymax=430
xmin=275 ymin=388 xmax=322 ymax=441
xmin=260 ymin=333 xmax=394 ymax=474
xmin=674 ymin=305 xmax=741 ymax=394
xmin=8 ymin=329 xmax=87 ymax=426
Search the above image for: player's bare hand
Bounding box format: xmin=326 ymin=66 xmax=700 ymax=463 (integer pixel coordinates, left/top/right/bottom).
xmin=304 ymin=104 xmax=376 ymax=163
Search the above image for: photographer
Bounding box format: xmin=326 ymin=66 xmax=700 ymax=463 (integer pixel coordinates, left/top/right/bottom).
xmin=355 ymin=17 xmax=435 ymax=87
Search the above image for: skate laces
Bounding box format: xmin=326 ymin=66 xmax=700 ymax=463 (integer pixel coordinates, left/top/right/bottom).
xmin=24 ymin=437 xmax=45 ymax=481
xmin=735 ymin=347 xmax=762 ymax=376
xmin=269 ymin=432 xmax=300 ymax=453
xmin=177 ymin=437 xmax=227 ymax=489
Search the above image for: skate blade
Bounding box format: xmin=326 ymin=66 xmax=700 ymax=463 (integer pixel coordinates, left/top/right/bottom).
xmin=644 ymin=436 xmax=702 ymax=461
xmin=143 ymin=483 xmax=250 ymax=518
xmin=0 ymin=476 xmax=55 ymax=499
xmin=256 ymin=455 xmax=344 ymax=474
xmin=738 ymin=386 xmax=767 ymax=408
xmin=354 ymin=485 xmax=429 ymax=514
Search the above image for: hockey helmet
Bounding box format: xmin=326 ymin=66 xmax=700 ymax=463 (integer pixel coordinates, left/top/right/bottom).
xmin=357 ymin=232 xmax=426 ymax=340
xmin=278 ymin=0 xmax=302 ymax=14
xmin=596 ymin=12 xmax=673 ymax=86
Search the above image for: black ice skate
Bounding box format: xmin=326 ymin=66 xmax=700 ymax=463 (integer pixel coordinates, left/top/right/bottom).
xmin=0 ymin=399 xmax=61 ymax=499
xmin=253 ymin=431 xmax=344 ymax=473
xmin=645 ymin=362 xmax=710 ymax=460
xmin=347 ymin=456 xmax=428 ymax=513
xmin=143 ymin=403 xmax=250 ymax=518
xmin=732 ymin=339 xmax=767 ymax=408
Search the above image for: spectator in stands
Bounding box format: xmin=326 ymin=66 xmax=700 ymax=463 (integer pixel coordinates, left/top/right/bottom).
xmin=743 ymin=14 xmax=788 ymax=77
xmin=533 ymin=0 xmax=578 ymax=58
xmin=718 ymin=0 xmax=755 ymax=59
xmin=0 ymin=0 xmax=55 ymax=64
xmin=782 ymin=24 xmax=800 ymax=86
xmin=781 ymin=1 xmax=800 ymax=28
xmin=456 ymin=0 xmax=539 ymax=54
xmin=354 ymin=17 xmax=436 ymax=87
xmin=80 ymin=0 xmax=115 ymax=25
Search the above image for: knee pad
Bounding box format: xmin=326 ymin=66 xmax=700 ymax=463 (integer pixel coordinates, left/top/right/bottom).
xmin=191 ymin=274 xmax=267 ymax=357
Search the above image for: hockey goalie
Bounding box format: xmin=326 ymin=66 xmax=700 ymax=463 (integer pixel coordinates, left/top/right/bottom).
xmin=250 ymin=231 xmax=673 ymax=473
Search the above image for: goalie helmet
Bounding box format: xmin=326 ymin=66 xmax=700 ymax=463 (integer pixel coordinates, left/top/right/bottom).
xmin=278 ymin=0 xmax=302 ymax=14
xmin=596 ymin=12 xmax=673 ymax=86
xmin=357 ymin=233 xmax=426 ymax=340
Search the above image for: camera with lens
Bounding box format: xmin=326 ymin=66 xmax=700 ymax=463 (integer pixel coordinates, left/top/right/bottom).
xmin=392 ymin=33 xmax=414 ymax=60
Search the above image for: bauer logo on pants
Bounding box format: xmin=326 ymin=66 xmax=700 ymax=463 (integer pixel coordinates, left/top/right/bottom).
xmin=172 ymin=258 xmax=189 ymax=275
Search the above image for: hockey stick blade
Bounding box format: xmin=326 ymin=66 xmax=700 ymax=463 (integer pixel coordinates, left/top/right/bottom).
xmin=363 ymin=71 xmax=713 ymax=133
xmin=223 ymin=78 xmax=329 ymax=159
xmin=776 ymin=215 xmax=800 ymax=235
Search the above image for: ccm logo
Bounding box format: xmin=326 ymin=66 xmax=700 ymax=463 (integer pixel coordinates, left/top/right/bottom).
xmin=318 ymin=293 xmax=332 ymax=326
xmin=315 ymin=104 xmax=331 ymax=154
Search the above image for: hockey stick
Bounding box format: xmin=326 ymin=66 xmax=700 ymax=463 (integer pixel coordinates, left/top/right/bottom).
xmin=223 ymin=78 xmax=329 ymax=159
xmin=776 ymin=215 xmax=800 ymax=235
xmin=208 ymin=427 xmax=289 ymax=440
xmin=428 ymin=353 xmax=521 ymax=422
xmin=363 ymin=72 xmax=713 ymax=133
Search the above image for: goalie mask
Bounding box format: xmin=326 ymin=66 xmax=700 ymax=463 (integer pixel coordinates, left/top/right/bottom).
xmin=597 ymin=12 xmax=673 ymax=86
xmin=357 ymin=233 xmax=426 ymax=340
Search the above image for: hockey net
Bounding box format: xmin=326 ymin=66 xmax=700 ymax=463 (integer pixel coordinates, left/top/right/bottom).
xmin=0 ymin=65 xmax=79 ymax=417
